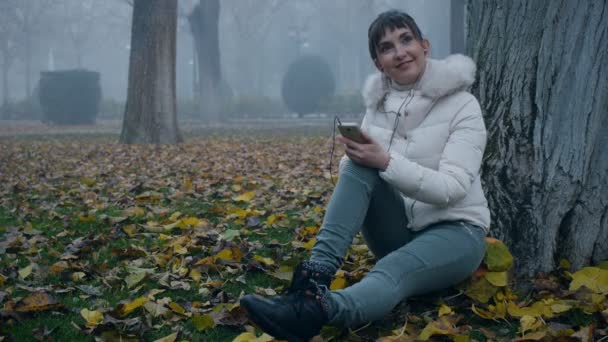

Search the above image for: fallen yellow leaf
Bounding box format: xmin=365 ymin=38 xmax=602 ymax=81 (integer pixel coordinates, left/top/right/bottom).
xmin=72 ymin=272 xmax=86 ymax=282
xmin=234 ymin=191 xmax=256 ymax=202
xmin=484 ymin=239 xmax=514 ymax=272
xmin=80 ymin=308 xmax=104 ymax=327
xmin=569 ymin=266 xmax=608 ymax=294
xmin=18 ymin=264 xmax=33 ymax=280
xmin=192 ymin=314 xmax=215 ymax=331
xmin=465 ymin=277 xmax=498 ymax=303
xmin=519 ymin=315 xmax=543 ymax=333
xmin=169 ymin=302 xmax=187 ymax=316
xmin=189 ymin=268 xmax=202 ymax=282
xmin=115 ymin=297 xmax=148 ymax=317
xmin=232 ymin=332 xmax=274 ymax=342
xmin=153 ymin=332 xmax=178 ymax=342
xmin=254 ymin=255 xmax=275 ymax=267
xmin=438 ymin=304 xmax=453 ymax=316
xmin=304 ymin=238 xmax=317 ymax=250
xmin=484 ymin=271 xmax=508 ymax=287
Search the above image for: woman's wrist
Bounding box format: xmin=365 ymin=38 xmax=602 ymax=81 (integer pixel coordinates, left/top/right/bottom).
xmin=380 ymin=152 xmax=391 ymax=171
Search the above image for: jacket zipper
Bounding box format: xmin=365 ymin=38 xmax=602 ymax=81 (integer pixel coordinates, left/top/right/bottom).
xmin=409 ymin=200 xmax=416 ymax=223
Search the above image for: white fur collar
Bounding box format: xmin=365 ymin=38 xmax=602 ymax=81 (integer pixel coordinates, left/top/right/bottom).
xmin=362 ymin=54 xmax=476 ymax=109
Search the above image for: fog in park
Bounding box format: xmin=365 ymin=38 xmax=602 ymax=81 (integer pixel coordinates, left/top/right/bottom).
xmin=0 ymin=0 xmax=460 ymax=135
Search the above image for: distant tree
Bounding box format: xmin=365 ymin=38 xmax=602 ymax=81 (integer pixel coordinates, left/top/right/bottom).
xmin=0 ymin=2 xmax=18 ymax=119
xmin=119 ymin=0 xmax=182 ymax=144
xmin=467 ymin=0 xmax=608 ymax=276
xmin=188 ymin=0 xmax=222 ymax=122
xmin=221 ymin=0 xmax=285 ymax=97
xmin=8 ymin=0 xmax=52 ymax=100
xmin=56 ymin=0 xmax=104 ymax=68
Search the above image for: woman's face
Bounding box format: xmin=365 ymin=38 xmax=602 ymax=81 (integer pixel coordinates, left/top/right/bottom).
xmin=374 ymin=26 xmax=429 ymax=85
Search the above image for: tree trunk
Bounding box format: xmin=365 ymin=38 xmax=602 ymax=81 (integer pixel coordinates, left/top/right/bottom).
xmin=188 ymin=1 xmax=222 ymax=122
xmin=467 ymin=0 xmax=608 ymax=276
xmin=119 ymin=0 xmax=182 ymax=144
xmin=25 ymin=32 xmax=31 ymax=100
xmin=1 ymin=47 xmax=10 ymax=120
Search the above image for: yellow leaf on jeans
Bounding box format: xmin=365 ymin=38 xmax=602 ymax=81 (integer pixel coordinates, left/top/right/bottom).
xmin=330 ymin=277 xmax=347 ymax=290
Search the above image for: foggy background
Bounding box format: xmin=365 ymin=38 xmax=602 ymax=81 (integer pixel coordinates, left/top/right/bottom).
xmin=0 ymin=0 xmax=455 ymax=123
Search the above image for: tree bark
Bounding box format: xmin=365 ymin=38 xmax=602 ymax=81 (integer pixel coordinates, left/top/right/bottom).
xmin=120 ymin=0 xmax=182 ymax=144
xmin=467 ymin=0 xmax=608 ymax=276
xmin=188 ymin=1 xmax=222 ymax=122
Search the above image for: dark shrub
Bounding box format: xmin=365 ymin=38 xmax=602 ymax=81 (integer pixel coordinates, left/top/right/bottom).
xmin=281 ymin=55 xmax=335 ymax=117
xmin=39 ymin=69 xmax=101 ymax=125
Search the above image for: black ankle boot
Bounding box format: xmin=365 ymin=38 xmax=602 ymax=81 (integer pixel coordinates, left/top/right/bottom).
xmin=288 ymin=260 xmax=333 ymax=293
xmin=240 ymin=261 xmax=334 ymax=341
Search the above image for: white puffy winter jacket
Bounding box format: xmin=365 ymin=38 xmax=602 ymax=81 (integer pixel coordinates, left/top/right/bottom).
xmin=344 ymin=54 xmax=491 ymax=232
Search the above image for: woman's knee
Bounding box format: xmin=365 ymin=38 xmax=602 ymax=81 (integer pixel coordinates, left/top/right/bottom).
xmin=339 ymin=159 xmax=380 ymax=186
xmin=340 ymin=159 xmax=379 ymax=178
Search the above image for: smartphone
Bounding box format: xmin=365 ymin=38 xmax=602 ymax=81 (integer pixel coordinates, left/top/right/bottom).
xmin=338 ymin=122 xmax=366 ymax=143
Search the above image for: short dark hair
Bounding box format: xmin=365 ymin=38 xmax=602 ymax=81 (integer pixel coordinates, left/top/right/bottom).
xmin=368 ymin=10 xmax=423 ymax=61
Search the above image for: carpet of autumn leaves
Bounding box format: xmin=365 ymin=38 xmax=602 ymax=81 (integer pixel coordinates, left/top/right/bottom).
xmin=0 ymin=131 xmax=607 ymax=342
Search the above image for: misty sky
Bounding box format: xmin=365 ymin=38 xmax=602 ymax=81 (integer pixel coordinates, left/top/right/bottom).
xmin=1 ymin=0 xmax=454 ymax=105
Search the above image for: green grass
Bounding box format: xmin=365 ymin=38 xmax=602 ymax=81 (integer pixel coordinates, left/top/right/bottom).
xmin=0 ymin=198 xmax=305 ymax=341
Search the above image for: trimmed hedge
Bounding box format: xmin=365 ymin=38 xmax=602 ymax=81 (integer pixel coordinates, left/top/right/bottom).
xmin=39 ymin=70 xmax=101 ymax=125
xmin=281 ymin=55 xmax=335 ymax=117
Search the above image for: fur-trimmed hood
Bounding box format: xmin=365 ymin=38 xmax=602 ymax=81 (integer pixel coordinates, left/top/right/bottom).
xmin=362 ymin=54 xmax=477 ymax=109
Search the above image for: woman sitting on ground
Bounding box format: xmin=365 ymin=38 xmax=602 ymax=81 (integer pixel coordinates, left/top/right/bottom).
xmin=241 ymin=9 xmax=491 ymax=341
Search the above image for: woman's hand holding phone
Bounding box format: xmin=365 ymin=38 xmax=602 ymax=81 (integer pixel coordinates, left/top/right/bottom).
xmin=337 ymin=129 xmax=390 ymax=171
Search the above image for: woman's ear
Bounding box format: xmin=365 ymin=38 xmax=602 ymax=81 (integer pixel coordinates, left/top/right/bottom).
xmin=374 ymin=59 xmax=383 ymax=72
xmin=422 ymin=39 xmax=431 ymax=56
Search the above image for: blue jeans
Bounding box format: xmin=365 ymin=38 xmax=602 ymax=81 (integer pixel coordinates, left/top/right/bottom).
xmin=310 ymin=160 xmax=486 ymax=327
